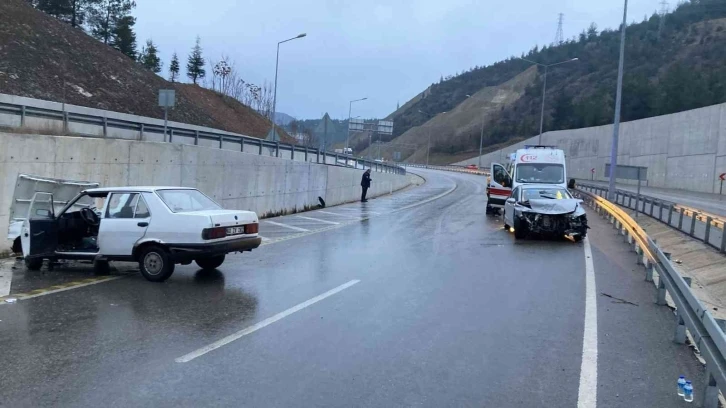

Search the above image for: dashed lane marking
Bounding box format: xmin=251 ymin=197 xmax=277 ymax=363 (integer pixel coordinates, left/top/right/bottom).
xmin=263 ymin=220 xmax=310 ymax=232
xmin=315 ymin=210 xmax=359 ymax=218
xmin=0 ymin=275 xmax=126 ymax=305
xmin=175 ymin=279 xmax=361 ymax=363
xmin=296 ymin=215 xmax=340 ymax=225
xmin=0 ymin=265 xmax=12 ymax=297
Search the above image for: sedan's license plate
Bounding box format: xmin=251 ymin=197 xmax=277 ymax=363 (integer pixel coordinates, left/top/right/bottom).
xmin=226 ymin=227 xmax=245 ymax=235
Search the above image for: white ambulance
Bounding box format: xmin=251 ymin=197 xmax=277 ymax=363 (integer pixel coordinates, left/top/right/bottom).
xmin=486 ymin=146 xmax=568 ymax=214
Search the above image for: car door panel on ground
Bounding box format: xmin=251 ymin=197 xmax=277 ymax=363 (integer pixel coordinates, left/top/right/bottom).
xmin=98 ymin=193 xmax=150 ymax=256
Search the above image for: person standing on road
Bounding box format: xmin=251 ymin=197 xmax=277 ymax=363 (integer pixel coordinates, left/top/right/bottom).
xmin=361 ymin=169 xmax=372 ymax=202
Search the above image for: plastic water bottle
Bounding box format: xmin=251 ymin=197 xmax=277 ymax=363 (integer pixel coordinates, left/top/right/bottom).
xmin=684 ymin=381 xmax=694 ymax=403
xmin=677 ymin=376 xmax=686 ymax=397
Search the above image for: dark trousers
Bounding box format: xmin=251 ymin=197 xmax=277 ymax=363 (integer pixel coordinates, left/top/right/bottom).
xmin=361 ymin=186 xmax=369 ymax=201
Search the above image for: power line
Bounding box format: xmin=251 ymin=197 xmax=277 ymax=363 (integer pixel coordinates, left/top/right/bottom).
xmin=554 ymin=13 xmax=565 ymax=45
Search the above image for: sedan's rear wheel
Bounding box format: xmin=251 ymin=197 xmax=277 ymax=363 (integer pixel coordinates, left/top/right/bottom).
xmin=24 ymin=257 xmax=43 ymax=271
xmin=195 ymin=255 xmax=225 ymax=271
xmin=138 ymin=245 xmax=175 ymax=282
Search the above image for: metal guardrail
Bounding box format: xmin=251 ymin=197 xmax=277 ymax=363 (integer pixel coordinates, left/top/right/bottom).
xmin=578 ymin=183 xmax=726 ymax=254
xmin=576 ymin=188 xmax=726 ymax=408
xmin=403 ymin=163 xmax=490 ymax=176
xmin=0 ymin=101 xmax=406 ymax=175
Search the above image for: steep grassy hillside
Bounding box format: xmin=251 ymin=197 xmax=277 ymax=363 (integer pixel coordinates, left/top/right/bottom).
xmin=0 ymin=0 xmax=288 ymax=140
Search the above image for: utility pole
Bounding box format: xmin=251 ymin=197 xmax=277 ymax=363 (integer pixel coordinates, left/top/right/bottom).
xmin=478 ymin=110 xmax=485 ymax=169
xmin=608 ymin=0 xmax=629 ymax=200
xmin=554 ymin=13 xmax=564 ymax=45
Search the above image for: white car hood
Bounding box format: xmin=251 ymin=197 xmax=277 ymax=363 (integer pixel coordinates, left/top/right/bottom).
xmin=522 ymin=199 xmax=583 ymax=215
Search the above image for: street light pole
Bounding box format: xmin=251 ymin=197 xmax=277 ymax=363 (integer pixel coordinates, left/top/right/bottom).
xmin=519 ymin=57 xmax=578 ymax=145
xmin=478 ymin=112 xmax=485 ymax=169
xmin=346 ymin=97 xmax=367 ymax=151
xmin=538 ymin=65 xmax=548 ymax=144
xmin=270 ymin=33 xmax=306 ymax=142
xmin=609 ymin=0 xmax=629 ymax=200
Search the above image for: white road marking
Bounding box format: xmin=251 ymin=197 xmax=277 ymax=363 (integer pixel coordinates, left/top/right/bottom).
xmin=176 ymin=279 xmax=361 ymax=363
xmin=578 ymin=237 xmax=598 ymax=408
xmin=296 ymin=215 xmax=340 ymax=225
xmin=335 ymin=208 xmax=381 ymax=215
xmin=0 ymin=265 xmax=13 ymax=297
xmin=264 ymin=220 xmax=310 ymax=232
xmin=315 ymin=210 xmax=358 ymax=218
xmin=1 ymin=276 xmax=127 ymax=305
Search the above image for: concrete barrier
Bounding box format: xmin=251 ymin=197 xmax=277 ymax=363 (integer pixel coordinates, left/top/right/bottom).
xmin=0 ymin=132 xmax=411 ymax=250
xmin=454 ymin=102 xmax=726 ymax=194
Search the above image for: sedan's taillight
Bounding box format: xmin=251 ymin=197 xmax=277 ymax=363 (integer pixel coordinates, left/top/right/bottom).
xmin=202 ymin=227 xmax=227 ymax=240
xmin=244 ymin=223 xmax=259 ymax=234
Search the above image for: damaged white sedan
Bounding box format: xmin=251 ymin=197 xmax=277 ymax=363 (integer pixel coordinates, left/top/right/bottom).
xmin=502 ymin=185 xmax=589 ymax=241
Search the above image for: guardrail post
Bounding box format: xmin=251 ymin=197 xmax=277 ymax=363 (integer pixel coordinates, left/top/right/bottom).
xmin=169 ymin=129 xmax=174 ymax=143
xmin=673 ymin=312 xmax=687 ymax=344
xmin=667 ymin=204 xmax=673 ymax=226
xmin=102 ymin=116 xmax=107 ymax=137
xmin=219 ymin=134 xmax=223 ymax=148
xmin=690 ymin=212 xmax=698 ymax=237
xmin=678 ymin=208 xmax=685 ymax=230
xmin=657 ymin=277 xmax=668 ymax=305
xmin=316 ymin=149 xmax=320 ymax=164
xmin=291 ymin=145 xmax=295 ymax=160
xmin=258 ymin=139 xmax=263 ymax=155
xmin=635 ymin=244 xmax=643 ymax=264
xmin=304 ymin=147 xmax=308 ymax=162
xmin=705 ymin=216 xmax=712 ymax=245
xmin=649 ymin=199 xmax=655 ymax=217
xmin=645 ymin=261 xmax=654 ymax=282
xmin=657 ymin=201 xmax=663 ymax=221
xmin=335 ymin=153 xmax=339 ymax=165
xmin=194 ymin=130 xmax=199 ymax=146
xmin=703 ymin=371 xmax=719 ymax=408
xmin=240 ymin=137 xmax=245 ymax=152
xmin=275 ymin=142 xmax=280 ymax=158
xmin=63 ymin=111 xmax=69 ymax=133
xmin=139 ymin=123 xmax=145 ymax=141
xmin=20 ymin=105 xmax=26 ymax=127
xmin=627 ymin=193 xmax=632 ymax=208
xmin=721 ymin=222 xmax=726 ymax=253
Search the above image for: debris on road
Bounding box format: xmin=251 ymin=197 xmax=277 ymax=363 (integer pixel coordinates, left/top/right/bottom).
xmin=601 ymin=292 xmax=639 ymax=306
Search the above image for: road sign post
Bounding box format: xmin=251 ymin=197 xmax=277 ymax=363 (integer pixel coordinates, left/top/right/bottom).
xmin=719 ymin=173 xmax=725 ymax=195
xmin=591 ymin=167 xmax=595 ymax=181
xmin=158 ymin=89 xmax=176 ymax=143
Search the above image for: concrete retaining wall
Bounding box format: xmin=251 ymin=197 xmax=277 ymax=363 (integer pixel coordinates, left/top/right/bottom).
xmin=0 ymin=132 xmax=411 ymax=250
xmin=454 ymin=102 xmax=726 ymax=194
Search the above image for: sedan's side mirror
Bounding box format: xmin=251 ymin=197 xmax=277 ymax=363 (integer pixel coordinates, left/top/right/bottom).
xmin=568 ymin=179 xmax=576 ymax=189
xmin=506 ymin=197 xmax=516 ymax=203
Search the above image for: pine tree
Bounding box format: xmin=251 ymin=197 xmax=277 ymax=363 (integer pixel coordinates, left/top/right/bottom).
xmin=187 ymin=36 xmax=206 ymax=84
xmin=169 ymin=52 xmax=180 ymax=82
xmin=35 ymin=0 xmax=88 ymax=27
xmin=89 ymin=0 xmax=135 ymax=45
xmin=111 ymin=15 xmax=137 ymax=59
xmin=138 ymin=39 xmax=162 ymax=73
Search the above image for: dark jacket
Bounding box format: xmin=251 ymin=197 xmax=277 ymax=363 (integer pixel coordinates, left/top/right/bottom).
xmin=361 ymin=172 xmax=371 ymax=188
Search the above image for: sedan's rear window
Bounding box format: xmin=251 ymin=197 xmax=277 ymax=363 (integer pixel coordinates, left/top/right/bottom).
xmin=157 ymin=189 xmax=222 ymax=213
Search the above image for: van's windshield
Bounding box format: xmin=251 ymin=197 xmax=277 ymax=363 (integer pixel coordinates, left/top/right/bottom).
xmin=515 ymin=163 xmax=565 ymax=184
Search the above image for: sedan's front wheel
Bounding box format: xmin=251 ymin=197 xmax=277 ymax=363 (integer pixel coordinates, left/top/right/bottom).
xmin=195 ymin=255 xmax=225 ymax=271
xmin=138 ymin=245 xmax=175 ymax=282
xmin=513 ymin=217 xmax=528 ymax=240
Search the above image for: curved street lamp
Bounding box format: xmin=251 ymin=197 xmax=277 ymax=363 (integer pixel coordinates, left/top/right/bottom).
xmin=270 ymin=33 xmax=306 ymax=141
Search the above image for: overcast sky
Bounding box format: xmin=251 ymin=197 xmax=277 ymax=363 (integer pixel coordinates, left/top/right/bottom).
xmin=135 ymin=0 xmax=661 ymax=120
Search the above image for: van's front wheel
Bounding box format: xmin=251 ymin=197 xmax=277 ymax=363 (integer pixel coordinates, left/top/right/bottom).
xmin=138 ymin=245 xmax=175 ymax=282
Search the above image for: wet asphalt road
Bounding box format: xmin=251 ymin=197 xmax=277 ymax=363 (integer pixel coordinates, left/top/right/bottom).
xmin=0 ymin=169 xmax=705 ymax=407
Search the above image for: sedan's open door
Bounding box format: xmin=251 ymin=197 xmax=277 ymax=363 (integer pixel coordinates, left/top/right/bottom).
xmin=486 ymin=162 xmax=512 ymax=214
xmin=21 ymin=192 xmax=58 ymax=259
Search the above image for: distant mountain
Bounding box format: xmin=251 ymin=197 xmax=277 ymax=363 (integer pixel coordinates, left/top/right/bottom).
xmin=386 ymin=0 xmax=726 ymax=164
xmin=267 ymin=111 xmax=296 ymax=126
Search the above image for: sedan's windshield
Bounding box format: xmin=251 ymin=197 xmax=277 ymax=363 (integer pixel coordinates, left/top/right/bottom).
xmin=157 ymin=189 xmax=222 ymax=212
xmin=516 ymin=164 xmax=565 ymax=184
xmin=522 ymin=188 xmax=571 ymax=201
